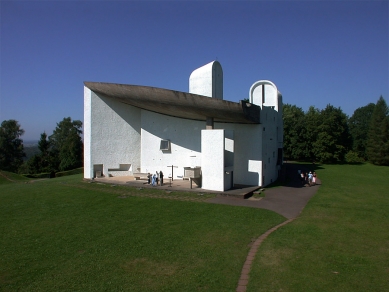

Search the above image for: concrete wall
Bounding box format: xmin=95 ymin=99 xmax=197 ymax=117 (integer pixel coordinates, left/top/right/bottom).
xmin=201 ymin=129 xmax=225 ymax=191
xmin=250 ymin=80 xmax=280 ymax=111
xmin=189 ymin=61 xmax=223 ymax=99
xmin=248 ymin=80 xmax=283 ymax=186
xmin=260 ymin=107 xmax=279 ymax=185
xmin=84 ymin=89 xmax=268 ymax=187
xmin=215 ymin=123 xmax=262 ymax=186
xmin=84 ymin=88 xmax=141 ymax=178
xmin=84 ymin=87 xmax=92 ymax=178
xmin=140 ymin=110 xmax=204 ymax=179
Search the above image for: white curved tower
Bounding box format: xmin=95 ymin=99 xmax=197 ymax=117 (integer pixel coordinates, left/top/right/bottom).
xmin=189 ymin=61 xmax=223 ymax=99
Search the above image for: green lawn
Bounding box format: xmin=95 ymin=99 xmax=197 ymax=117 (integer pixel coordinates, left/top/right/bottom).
xmin=0 ymin=170 xmax=31 ymax=184
xmin=1 ymin=164 xmax=388 ymax=291
xmin=0 ymin=174 xmax=285 ymax=291
xmin=248 ymin=163 xmax=389 ymax=292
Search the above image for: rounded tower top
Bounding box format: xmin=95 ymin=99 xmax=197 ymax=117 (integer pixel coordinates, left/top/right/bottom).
xmin=189 ymin=61 xmax=223 ymax=99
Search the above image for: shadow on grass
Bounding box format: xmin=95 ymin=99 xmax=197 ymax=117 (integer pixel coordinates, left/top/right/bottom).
xmin=265 ymin=161 xmax=325 ymax=190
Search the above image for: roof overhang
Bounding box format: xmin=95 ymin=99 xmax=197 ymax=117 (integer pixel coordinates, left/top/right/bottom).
xmin=84 ymin=82 xmax=260 ymax=124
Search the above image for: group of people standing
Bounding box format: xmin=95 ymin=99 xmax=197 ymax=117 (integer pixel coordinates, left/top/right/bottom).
xmin=298 ymin=170 xmax=317 ymax=187
xmin=147 ymin=171 xmax=164 ymax=186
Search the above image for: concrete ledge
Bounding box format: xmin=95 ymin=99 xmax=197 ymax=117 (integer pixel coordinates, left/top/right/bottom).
xmin=133 ymin=173 xmax=149 ymax=180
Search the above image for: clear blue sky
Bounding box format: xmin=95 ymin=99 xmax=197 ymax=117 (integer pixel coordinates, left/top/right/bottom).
xmin=1 ymin=0 xmax=388 ymax=141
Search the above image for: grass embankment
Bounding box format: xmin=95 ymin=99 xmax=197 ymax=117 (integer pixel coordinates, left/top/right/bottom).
xmin=0 ymin=170 xmax=31 ymax=184
xmin=0 ymin=174 xmax=285 ymax=291
xmin=248 ymin=163 xmax=389 ymax=292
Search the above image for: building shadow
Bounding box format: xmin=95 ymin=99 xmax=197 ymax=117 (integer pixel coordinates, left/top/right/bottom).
xmin=265 ymin=161 xmax=324 ymax=189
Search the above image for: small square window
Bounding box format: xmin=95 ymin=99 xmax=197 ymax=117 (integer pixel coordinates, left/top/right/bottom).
xmin=160 ymin=140 xmax=170 ymax=151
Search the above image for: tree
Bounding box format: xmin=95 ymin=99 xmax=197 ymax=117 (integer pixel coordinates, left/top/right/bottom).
xmin=366 ymin=96 xmax=389 ymax=165
xmin=313 ymin=105 xmax=351 ymax=163
xmin=49 ymin=117 xmax=83 ymax=171
xmin=348 ymin=103 xmax=375 ymax=160
xmin=37 ymin=132 xmax=54 ymax=172
xmin=0 ymin=120 xmax=26 ymax=172
xmin=303 ymin=106 xmax=321 ymax=161
xmin=282 ymin=104 xmax=306 ymax=160
xmin=27 ymin=132 xmax=54 ymax=174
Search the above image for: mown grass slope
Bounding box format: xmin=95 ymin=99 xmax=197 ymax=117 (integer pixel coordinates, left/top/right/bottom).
xmin=0 ymin=174 xmax=285 ymax=291
xmin=248 ymin=163 xmax=389 ymax=292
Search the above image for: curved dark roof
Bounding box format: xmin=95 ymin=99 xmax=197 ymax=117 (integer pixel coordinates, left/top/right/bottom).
xmin=84 ymin=82 xmax=260 ymax=124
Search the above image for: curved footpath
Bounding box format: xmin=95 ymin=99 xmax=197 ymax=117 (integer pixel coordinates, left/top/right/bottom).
xmin=207 ymin=163 xmax=320 ymax=292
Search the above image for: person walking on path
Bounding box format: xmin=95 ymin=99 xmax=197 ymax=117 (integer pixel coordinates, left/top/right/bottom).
xmin=300 ymin=171 xmax=305 ymax=186
xmin=159 ymin=171 xmax=164 ymax=186
xmin=152 ymin=173 xmax=156 ymax=186
xmin=308 ymin=171 xmax=313 ymax=186
xmin=155 ymin=171 xmax=159 ymax=185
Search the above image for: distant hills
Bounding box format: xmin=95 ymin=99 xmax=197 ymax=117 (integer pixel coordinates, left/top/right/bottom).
xmin=23 ymin=140 xmax=39 ymax=147
xmin=23 ymin=141 xmax=39 ymax=160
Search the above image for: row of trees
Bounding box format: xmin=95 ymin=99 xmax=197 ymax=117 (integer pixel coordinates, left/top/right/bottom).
xmin=0 ymin=117 xmax=83 ymax=174
xmin=283 ymin=96 xmax=389 ymax=165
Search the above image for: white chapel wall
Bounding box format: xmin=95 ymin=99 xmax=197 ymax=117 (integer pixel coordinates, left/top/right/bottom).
xmin=140 ymin=110 xmax=203 ymax=178
xmin=214 ymin=122 xmax=263 ymax=186
xmin=84 ymin=87 xmax=93 ymax=178
xmin=259 ymin=107 xmax=279 ymax=185
xmin=201 ymin=129 xmax=225 ymax=191
xmin=85 ymin=90 xmax=141 ymax=178
xmin=248 ymin=80 xmax=283 ymax=186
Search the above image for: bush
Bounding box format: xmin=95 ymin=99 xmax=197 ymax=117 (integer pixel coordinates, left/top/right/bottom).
xmin=23 ymin=172 xmax=52 ymax=179
xmin=345 ymin=150 xmax=364 ymax=164
xmin=55 ymin=167 xmax=83 ymax=177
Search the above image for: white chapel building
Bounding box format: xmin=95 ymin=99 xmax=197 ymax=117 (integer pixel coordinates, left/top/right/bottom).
xmin=84 ymin=61 xmax=283 ymax=192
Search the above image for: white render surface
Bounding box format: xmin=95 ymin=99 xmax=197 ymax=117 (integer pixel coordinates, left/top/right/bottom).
xmin=84 ymin=88 xmax=141 ymax=178
xmin=189 ymin=61 xmax=223 ymax=99
xmin=216 ymin=123 xmax=263 ymax=186
xmin=140 ymin=110 xmax=203 ymax=178
xmin=248 ymin=80 xmax=283 ymax=185
xmin=201 ymin=129 xmax=225 ymax=191
xmin=84 ymin=86 xmax=92 ymax=178
xmin=84 ymin=93 xmax=280 ymax=187
xmin=84 ymin=66 xmax=283 ymax=191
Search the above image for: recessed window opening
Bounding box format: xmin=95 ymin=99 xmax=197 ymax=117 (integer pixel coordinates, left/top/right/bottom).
xmin=262 ymin=84 xmax=265 ymax=104
xmin=160 ymin=140 xmax=170 ymax=151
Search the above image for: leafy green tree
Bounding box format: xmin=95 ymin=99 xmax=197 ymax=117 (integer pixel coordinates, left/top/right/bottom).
xmin=348 ymin=103 xmax=375 ymax=160
xmin=0 ymin=120 xmax=26 ymax=172
xmin=37 ymin=132 xmax=54 ymax=172
xmin=26 ymin=154 xmax=44 ymax=174
xmin=303 ymin=106 xmax=321 ymax=161
xmin=283 ymin=104 xmax=306 ymax=160
xmin=26 ymin=132 xmax=54 ymax=174
xmin=49 ymin=117 xmax=83 ymax=171
xmin=313 ymin=105 xmax=351 ymax=163
xmin=366 ymin=96 xmax=389 ymax=165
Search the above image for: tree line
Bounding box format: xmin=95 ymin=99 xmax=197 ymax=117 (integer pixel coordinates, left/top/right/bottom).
xmin=283 ymin=96 xmax=389 ymax=165
xmin=0 ymin=117 xmax=83 ymax=175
